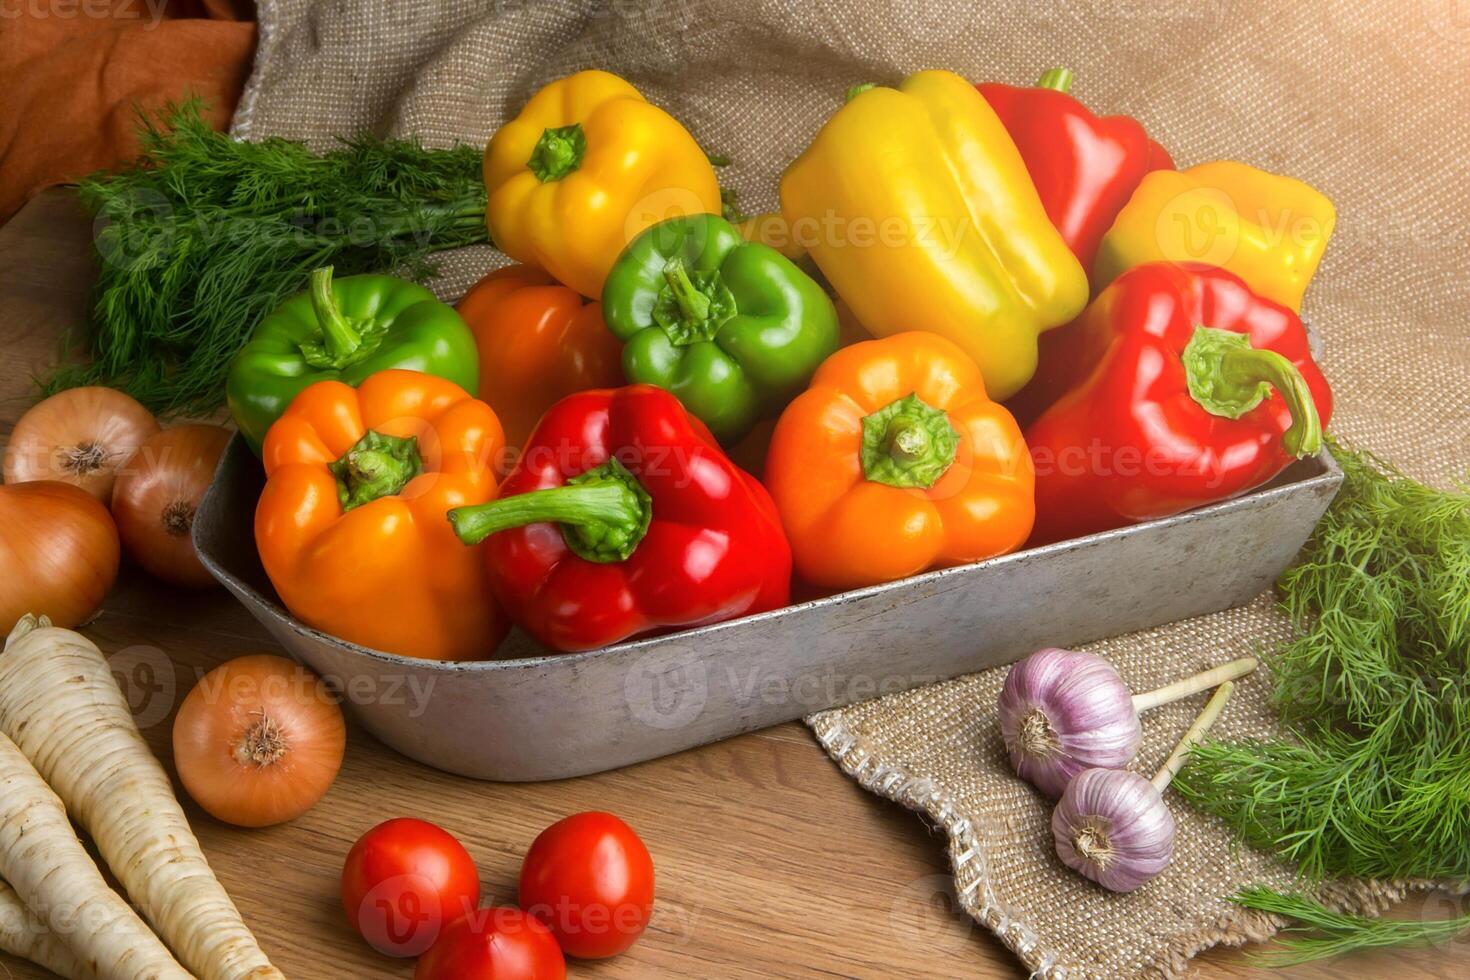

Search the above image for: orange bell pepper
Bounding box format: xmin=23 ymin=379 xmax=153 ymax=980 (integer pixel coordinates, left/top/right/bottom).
xmin=456 ymin=265 xmax=624 ymax=462
xmin=256 ymin=370 xmax=507 ymax=660
xmin=765 ymin=332 xmax=1034 ymax=590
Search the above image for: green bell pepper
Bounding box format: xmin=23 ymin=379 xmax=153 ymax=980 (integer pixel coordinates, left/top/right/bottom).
xmin=227 ymin=266 xmax=480 ymax=452
xmin=602 ymin=214 xmax=839 ymax=443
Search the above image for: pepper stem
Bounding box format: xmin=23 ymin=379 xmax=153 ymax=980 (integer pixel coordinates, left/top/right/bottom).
xmin=528 ymin=123 xmax=587 ymax=183
xmin=310 ymin=266 xmax=362 ymax=363
xmin=1151 ymin=682 xmax=1234 ymax=792
xmin=845 ymin=82 xmax=877 ymax=102
xmin=448 ymin=459 xmax=652 ymax=564
xmin=663 ymin=258 xmax=711 ymax=324
xmin=1131 ymin=657 xmax=1257 ymax=714
xmin=1182 ymin=326 xmax=1323 ymax=458
xmin=1037 ymin=67 xmax=1074 ymax=92
xmin=652 ymin=257 xmax=736 ymax=346
xmin=328 ymin=430 xmax=423 ymax=512
xmin=860 ymin=393 xmax=959 ymax=490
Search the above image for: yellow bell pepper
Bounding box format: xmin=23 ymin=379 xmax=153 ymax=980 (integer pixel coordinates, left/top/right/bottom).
xmin=1094 ymin=161 xmax=1336 ymax=311
xmin=778 ymin=70 xmax=1089 ymax=401
xmin=483 ymin=70 xmax=722 ymax=299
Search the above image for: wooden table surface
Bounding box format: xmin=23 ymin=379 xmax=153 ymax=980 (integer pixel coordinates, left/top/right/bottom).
xmin=0 ymin=190 xmax=1459 ymax=980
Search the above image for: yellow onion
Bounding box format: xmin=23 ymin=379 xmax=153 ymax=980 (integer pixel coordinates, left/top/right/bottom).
xmin=111 ymin=425 xmax=230 ymax=589
xmin=0 ymin=482 xmax=120 ymax=629
xmin=3 ymin=387 xmax=159 ymax=502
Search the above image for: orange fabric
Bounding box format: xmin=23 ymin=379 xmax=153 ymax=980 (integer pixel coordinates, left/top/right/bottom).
xmin=0 ymin=0 xmax=256 ymax=223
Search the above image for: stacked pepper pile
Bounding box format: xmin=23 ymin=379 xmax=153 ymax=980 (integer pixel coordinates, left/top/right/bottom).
xmin=232 ymin=67 xmax=1336 ymax=660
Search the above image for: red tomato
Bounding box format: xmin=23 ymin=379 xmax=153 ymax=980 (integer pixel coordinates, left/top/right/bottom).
xmin=415 ymin=907 xmax=566 ymax=980
xmin=341 ymin=818 xmax=481 ymax=957
xmin=517 ymin=811 xmax=655 ymax=959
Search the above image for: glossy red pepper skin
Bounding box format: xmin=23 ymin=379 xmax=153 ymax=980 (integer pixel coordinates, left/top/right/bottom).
xmin=979 ymin=72 xmax=1173 ymax=273
xmin=485 ymin=385 xmax=792 ymax=651
xmin=1025 ymin=262 xmax=1333 ymax=545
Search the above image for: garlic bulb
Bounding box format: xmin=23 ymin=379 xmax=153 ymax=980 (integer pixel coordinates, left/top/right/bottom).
xmin=1052 ymin=682 xmax=1235 ymax=892
xmin=998 ymin=648 xmax=1256 ymax=798
xmin=998 ymin=648 xmax=1141 ymax=799
xmin=1051 ymin=768 xmax=1174 ymax=893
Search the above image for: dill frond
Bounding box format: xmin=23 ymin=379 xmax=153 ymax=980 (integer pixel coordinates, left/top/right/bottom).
xmin=1233 ymin=889 xmax=1470 ymax=966
xmin=1175 ymin=438 xmax=1470 ymax=960
xmin=45 ymin=99 xmax=491 ymax=416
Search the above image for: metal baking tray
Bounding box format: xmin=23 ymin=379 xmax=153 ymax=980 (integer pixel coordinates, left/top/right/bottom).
xmin=195 ymin=436 xmax=1340 ymax=781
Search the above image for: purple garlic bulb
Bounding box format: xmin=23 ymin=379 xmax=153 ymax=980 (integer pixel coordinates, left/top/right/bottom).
xmin=997 ymin=648 xmax=1143 ymax=798
xmin=1051 ymin=767 xmax=1176 ymax=893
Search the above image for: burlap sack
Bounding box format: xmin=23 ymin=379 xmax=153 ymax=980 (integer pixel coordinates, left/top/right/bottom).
xmin=233 ymin=2 xmax=1470 ymax=975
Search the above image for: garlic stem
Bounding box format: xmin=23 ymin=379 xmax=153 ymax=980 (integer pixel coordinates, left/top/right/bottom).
xmin=1151 ymin=682 xmax=1234 ymax=792
xmin=1131 ymin=657 xmax=1256 ymax=714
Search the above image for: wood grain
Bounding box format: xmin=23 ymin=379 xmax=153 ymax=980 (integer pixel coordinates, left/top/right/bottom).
xmin=0 ymin=190 xmax=1461 ymax=979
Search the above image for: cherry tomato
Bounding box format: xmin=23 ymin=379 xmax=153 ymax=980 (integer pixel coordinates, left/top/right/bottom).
xmin=415 ymin=907 xmax=566 ymax=980
xmin=517 ymin=811 xmax=655 ymax=959
xmin=341 ymin=818 xmax=481 ymax=957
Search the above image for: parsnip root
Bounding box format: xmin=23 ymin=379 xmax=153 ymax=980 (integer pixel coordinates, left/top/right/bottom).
xmin=1 ymin=615 xmax=283 ymax=980
xmin=0 ymin=732 xmax=188 ymax=979
xmin=0 ymin=877 xmax=97 ymax=979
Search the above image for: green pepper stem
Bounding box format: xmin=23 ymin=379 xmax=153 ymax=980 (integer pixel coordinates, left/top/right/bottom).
xmin=450 ymin=483 xmax=636 ymax=543
xmin=887 ymin=419 xmax=933 ymax=464
xmin=1183 ymin=326 xmax=1323 ymax=458
xmin=1220 ymin=347 xmax=1324 ymax=457
xmin=448 ymin=459 xmax=653 ymax=563
xmin=310 ymin=266 xmax=361 ymax=362
xmin=845 ymin=82 xmax=877 ymax=102
xmin=860 ymin=393 xmax=960 ymax=490
xmin=527 ymin=123 xmax=587 ymax=183
xmin=662 ymin=258 xmax=711 ymax=325
xmin=329 ymin=431 xmax=422 ymax=512
xmin=1037 ymin=67 xmax=1074 ymax=93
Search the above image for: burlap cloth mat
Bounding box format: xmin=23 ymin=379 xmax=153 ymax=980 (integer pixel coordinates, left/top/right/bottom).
xmin=233 ymin=2 xmax=1470 ymax=975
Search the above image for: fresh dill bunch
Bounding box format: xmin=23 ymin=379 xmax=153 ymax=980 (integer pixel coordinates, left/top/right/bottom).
xmin=1176 ymin=438 xmax=1470 ymax=942
xmin=46 ymin=99 xmax=491 ymax=416
xmin=1232 ymin=889 xmax=1470 ymax=966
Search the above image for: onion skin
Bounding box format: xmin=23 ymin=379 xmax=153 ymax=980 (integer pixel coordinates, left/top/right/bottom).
xmin=998 ymin=648 xmax=1142 ymax=799
xmin=1052 ymin=767 xmax=1175 ymax=893
xmin=0 ymin=481 xmax=119 ymax=629
xmin=3 ymin=387 xmax=159 ymax=502
xmin=172 ymin=654 xmax=346 ymax=828
xmin=111 ymin=424 xmax=231 ymax=589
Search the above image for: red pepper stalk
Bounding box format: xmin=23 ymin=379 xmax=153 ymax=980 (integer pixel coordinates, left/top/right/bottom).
xmin=1024 ymin=262 xmax=1333 ymax=545
xmin=448 ymin=385 xmax=792 ymax=652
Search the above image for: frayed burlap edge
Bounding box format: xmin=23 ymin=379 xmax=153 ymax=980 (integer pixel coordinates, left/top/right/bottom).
xmin=808 ymin=708 xmax=1422 ymax=979
xmin=229 ymin=0 xmax=279 ymax=140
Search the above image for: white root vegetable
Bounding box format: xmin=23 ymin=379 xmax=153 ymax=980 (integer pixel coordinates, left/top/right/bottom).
xmin=0 ymin=732 xmax=188 ymax=979
xmin=0 ymin=877 xmax=99 ymax=980
xmin=0 ymin=615 xmax=283 ymax=980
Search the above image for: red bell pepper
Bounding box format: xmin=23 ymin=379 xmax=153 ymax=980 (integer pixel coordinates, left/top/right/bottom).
xmin=979 ymin=67 xmax=1173 ymax=272
xmin=1024 ymin=262 xmax=1333 ymax=545
xmin=448 ymin=384 xmax=791 ymax=651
